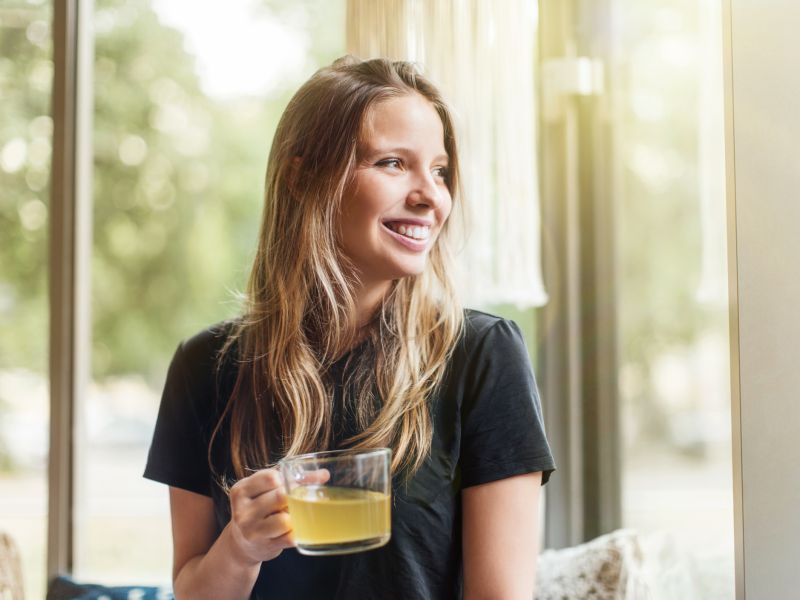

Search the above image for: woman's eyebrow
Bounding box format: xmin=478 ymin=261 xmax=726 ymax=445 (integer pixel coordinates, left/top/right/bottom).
xmin=368 ymin=145 xmax=449 ymax=163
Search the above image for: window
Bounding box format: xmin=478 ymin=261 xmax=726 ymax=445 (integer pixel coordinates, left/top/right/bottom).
xmin=3 ymin=0 xmax=738 ymax=595
xmin=538 ymin=0 xmax=733 ymax=594
xmin=0 ymin=2 xmax=53 ymax=597
xmin=3 ymin=0 xmax=345 ymax=592
xmin=76 ymin=0 xmax=345 ymax=584
xmin=610 ymin=3 xmax=734 ymax=595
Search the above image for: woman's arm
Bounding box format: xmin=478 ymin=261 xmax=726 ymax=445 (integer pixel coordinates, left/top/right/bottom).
xmin=170 ymin=469 xmax=294 ymax=599
xmin=462 ymin=471 xmax=543 ymax=600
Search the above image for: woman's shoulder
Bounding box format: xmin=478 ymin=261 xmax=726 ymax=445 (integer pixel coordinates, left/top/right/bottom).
xmin=463 ymin=308 xmax=506 ymax=332
xmin=452 ymin=308 xmax=527 ymax=363
xmin=462 ymin=308 xmax=520 ymax=343
xmin=175 ymin=318 xmax=240 ymax=373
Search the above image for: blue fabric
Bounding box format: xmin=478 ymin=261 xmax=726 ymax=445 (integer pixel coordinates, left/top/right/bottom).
xmin=46 ymin=576 xmax=173 ymax=600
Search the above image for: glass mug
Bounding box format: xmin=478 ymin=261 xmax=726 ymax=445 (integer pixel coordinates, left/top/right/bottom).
xmin=279 ymin=448 xmax=392 ymax=556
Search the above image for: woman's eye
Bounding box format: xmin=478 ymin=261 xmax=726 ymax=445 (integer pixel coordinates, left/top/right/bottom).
xmin=377 ymin=158 xmax=402 ymax=169
xmin=433 ymin=166 xmax=449 ymax=179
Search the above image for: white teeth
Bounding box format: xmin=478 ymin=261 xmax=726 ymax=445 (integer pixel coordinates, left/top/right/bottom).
xmin=388 ymin=223 xmax=430 ymax=240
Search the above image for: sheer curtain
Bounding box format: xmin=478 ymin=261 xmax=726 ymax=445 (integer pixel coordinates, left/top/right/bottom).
xmin=346 ymin=0 xmax=548 ymax=308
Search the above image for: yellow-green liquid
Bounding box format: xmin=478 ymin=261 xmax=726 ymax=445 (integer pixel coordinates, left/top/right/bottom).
xmin=288 ymin=485 xmax=391 ymax=545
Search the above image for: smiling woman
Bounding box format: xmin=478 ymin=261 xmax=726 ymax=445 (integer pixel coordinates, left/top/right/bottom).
xmin=340 ymin=93 xmax=453 ymax=302
xmin=143 ymin=56 xmax=555 ymax=599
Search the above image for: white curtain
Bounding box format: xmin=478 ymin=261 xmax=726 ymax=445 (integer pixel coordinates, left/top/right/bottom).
xmin=346 ymin=0 xmax=548 ymax=308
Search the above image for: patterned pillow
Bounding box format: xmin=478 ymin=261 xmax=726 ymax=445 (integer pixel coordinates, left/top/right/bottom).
xmin=46 ymin=576 xmax=173 ymax=600
xmin=536 ymin=529 xmax=650 ymax=600
xmin=0 ymin=532 xmax=24 ymax=600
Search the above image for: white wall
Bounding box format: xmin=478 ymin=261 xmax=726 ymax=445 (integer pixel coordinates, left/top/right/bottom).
xmin=724 ymin=1 xmax=800 ymax=598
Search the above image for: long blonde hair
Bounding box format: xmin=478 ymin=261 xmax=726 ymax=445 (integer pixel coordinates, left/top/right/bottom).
xmin=214 ymin=56 xmax=464 ymax=480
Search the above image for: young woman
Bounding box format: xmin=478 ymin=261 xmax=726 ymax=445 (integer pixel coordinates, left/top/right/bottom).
xmin=144 ymin=56 xmax=555 ymax=600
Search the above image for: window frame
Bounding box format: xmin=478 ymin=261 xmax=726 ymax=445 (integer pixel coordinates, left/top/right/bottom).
xmin=47 ymin=0 xmax=619 ymax=573
xmin=48 ymin=0 xmax=93 ymax=581
xmin=536 ymin=0 xmax=622 ymax=549
xmin=46 ymin=3 xmax=761 ymax=598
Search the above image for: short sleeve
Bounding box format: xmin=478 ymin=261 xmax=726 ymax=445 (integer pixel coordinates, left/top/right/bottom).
xmin=460 ymin=319 xmax=556 ymax=488
xmin=143 ymin=342 xmax=214 ymax=496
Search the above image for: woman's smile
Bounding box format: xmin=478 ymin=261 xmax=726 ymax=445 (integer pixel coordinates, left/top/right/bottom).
xmin=381 ymin=220 xmax=431 ymax=251
xmin=383 ymin=221 xmax=431 ymax=241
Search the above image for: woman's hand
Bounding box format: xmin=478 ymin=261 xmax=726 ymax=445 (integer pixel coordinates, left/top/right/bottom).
xmin=170 ymin=467 xmax=325 ymax=600
xmin=227 ymin=468 xmax=295 ymax=565
xmin=226 ymin=466 xmax=331 ymax=567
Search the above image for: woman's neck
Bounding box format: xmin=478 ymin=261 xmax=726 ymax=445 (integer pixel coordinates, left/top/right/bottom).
xmin=353 ymin=280 xmax=391 ymax=328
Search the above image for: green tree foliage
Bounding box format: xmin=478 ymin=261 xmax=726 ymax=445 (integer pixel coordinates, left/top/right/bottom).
xmin=1 ymin=0 xmax=344 ymax=384
xmin=90 ymin=0 xmax=263 ymax=380
xmin=0 ymin=2 xmax=53 ymax=372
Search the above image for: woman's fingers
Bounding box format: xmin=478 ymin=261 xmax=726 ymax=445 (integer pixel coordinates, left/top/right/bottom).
xmin=256 ymin=510 xmax=293 ymax=541
xmin=296 ymin=468 xmax=331 ymax=486
xmin=226 ymin=465 xmax=334 ymax=560
xmin=248 ymin=487 xmax=289 ymax=520
xmin=230 ymin=469 xmax=288 ymax=526
xmin=273 ymin=531 xmax=296 ymax=549
xmin=230 ymin=468 xmax=283 ymax=501
xmin=232 ymin=488 xmax=289 ymax=533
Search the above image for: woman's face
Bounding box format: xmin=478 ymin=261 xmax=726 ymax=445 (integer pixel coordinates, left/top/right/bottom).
xmin=339 ymin=93 xmax=452 ymax=288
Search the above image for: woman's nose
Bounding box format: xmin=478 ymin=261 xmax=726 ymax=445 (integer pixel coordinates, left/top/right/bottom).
xmin=407 ymin=172 xmax=442 ymax=208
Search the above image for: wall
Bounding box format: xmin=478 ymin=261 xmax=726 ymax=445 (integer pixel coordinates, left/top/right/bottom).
xmin=724 ymin=1 xmax=800 ymax=597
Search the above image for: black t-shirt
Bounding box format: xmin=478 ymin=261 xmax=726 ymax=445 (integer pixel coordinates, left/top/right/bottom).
xmin=144 ymin=309 xmax=555 ymax=599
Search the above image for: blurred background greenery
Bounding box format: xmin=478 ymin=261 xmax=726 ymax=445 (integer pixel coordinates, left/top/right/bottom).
xmin=2 ymin=0 xmax=345 ymax=384
xmin=1 ymin=0 xmax=347 ymax=594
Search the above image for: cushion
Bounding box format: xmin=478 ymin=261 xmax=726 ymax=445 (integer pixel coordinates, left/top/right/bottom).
xmin=46 ymin=576 xmax=173 ymax=600
xmin=536 ymin=529 xmax=650 ymax=599
xmin=0 ymin=532 xmax=24 ymax=600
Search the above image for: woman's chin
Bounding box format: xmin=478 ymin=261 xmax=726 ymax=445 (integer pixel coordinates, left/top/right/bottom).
xmin=395 ymin=259 xmax=429 ymax=279
xmin=373 ymin=262 xmax=427 ymax=283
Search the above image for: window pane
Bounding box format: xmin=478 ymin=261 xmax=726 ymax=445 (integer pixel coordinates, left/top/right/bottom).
xmin=78 ymin=0 xmax=345 ymax=583
xmin=0 ymin=2 xmax=53 ymax=598
xmin=611 ymin=0 xmax=734 ymax=595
